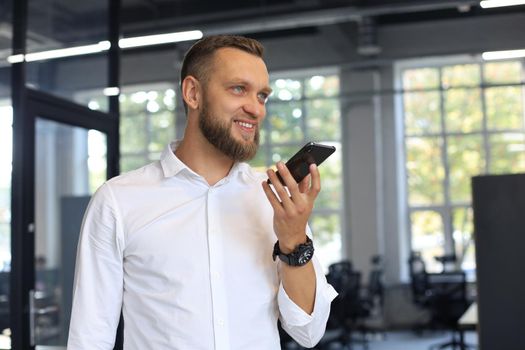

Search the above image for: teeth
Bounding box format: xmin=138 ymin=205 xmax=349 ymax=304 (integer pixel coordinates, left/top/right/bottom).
xmin=237 ymin=121 xmax=254 ymax=129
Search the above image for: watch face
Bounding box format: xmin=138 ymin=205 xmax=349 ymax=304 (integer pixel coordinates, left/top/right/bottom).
xmin=298 ymin=249 xmax=314 ymax=265
xmin=274 ymin=237 xmax=314 ymax=266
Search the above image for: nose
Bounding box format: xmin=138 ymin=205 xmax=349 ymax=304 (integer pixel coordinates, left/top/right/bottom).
xmin=243 ymin=94 xmax=266 ymax=120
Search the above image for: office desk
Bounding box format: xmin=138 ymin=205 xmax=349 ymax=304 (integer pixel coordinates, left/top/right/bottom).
xmin=459 ymin=302 xmax=477 ymax=327
xmin=458 ymin=301 xmax=478 ymax=350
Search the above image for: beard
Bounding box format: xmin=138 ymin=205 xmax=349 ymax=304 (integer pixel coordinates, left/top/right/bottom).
xmin=198 ymin=100 xmax=260 ymax=162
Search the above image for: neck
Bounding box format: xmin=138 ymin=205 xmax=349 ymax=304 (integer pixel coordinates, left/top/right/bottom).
xmin=175 ymin=133 xmax=235 ymax=186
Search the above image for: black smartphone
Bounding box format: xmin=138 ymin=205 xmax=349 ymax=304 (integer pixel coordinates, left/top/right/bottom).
xmin=267 ymin=142 xmax=336 ymax=185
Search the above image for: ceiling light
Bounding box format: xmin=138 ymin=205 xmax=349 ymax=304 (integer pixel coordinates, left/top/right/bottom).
xmin=7 ymin=54 xmax=24 ymax=63
xmin=480 ymin=0 xmax=525 ymax=8
xmin=7 ymin=41 xmax=110 ymax=63
xmin=482 ymin=49 xmax=525 ymax=60
xmin=88 ymin=100 xmax=101 ymax=110
xmin=25 ymin=41 xmax=111 ymax=62
xmin=103 ymin=87 xmax=120 ymax=96
xmin=118 ymin=30 xmax=203 ymax=49
xmin=5 ymin=30 xmax=202 ymax=63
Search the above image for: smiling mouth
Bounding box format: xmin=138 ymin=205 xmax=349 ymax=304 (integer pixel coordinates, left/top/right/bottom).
xmin=234 ymin=120 xmax=256 ymax=132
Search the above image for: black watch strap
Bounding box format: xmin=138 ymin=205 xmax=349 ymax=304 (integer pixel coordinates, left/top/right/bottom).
xmin=272 ymin=236 xmax=314 ymax=267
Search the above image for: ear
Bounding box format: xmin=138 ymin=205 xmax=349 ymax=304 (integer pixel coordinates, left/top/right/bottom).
xmin=181 ymin=76 xmax=201 ymax=111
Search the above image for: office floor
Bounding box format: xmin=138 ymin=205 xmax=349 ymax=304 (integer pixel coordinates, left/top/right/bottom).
xmin=1 ymin=330 xmax=479 ymax=350
xmin=365 ymin=330 xmax=477 ymax=350
xmin=285 ymin=330 xmax=478 ymax=350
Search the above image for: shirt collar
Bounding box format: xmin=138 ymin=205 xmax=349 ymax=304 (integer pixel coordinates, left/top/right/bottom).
xmin=160 ymin=141 xmax=254 ymax=181
xmin=160 ymin=141 xmax=188 ymax=178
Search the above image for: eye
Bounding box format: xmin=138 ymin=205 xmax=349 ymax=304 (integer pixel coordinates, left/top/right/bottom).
xmin=257 ymin=92 xmax=269 ymax=104
xmin=231 ymin=85 xmax=246 ymax=94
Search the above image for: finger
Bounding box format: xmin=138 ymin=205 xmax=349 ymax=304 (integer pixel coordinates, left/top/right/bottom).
xmin=307 ymin=163 xmax=321 ymax=199
xmin=267 ymin=168 xmax=295 ymax=211
xmin=275 ymin=162 xmax=301 ymax=199
xmin=261 ymin=180 xmax=285 ymax=214
xmin=298 ymin=174 xmax=311 ymax=193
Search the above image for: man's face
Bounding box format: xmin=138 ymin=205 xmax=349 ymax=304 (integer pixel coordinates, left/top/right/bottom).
xmin=197 ymin=48 xmax=272 ymax=162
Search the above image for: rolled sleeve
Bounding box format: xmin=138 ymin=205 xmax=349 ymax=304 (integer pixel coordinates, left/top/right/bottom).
xmin=278 ymin=256 xmax=338 ymax=348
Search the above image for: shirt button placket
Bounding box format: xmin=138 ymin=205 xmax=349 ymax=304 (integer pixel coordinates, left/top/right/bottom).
xmin=207 ymin=187 xmax=230 ymax=350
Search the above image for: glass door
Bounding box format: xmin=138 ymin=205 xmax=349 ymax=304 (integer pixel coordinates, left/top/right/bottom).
xmin=0 ymin=105 xmax=13 ymax=350
xmin=32 ymin=118 xmax=107 ymax=347
xmin=10 ymin=88 xmax=118 ymax=350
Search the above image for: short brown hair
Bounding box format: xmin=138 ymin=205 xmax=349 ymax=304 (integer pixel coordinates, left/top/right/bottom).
xmin=180 ymin=35 xmax=265 ymax=112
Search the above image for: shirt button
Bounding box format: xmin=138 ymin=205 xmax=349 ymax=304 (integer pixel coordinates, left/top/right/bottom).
xmin=217 ymin=319 xmax=225 ymax=326
xmin=212 ymin=272 xmax=221 ymax=279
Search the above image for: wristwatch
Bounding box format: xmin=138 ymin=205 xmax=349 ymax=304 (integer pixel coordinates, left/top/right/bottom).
xmin=272 ymin=237 xmax=314 ymax=267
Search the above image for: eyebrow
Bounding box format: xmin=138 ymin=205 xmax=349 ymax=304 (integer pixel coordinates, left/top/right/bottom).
xmin=262 ymin=86 xmax=273 ymax=95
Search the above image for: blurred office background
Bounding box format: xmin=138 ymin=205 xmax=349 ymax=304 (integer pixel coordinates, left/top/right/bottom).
xmin=1 ymin=0 xmax=525 ymax=349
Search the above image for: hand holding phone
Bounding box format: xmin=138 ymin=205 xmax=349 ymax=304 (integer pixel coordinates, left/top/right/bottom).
xmin=267 ymin=142 xmax=336 ymax=186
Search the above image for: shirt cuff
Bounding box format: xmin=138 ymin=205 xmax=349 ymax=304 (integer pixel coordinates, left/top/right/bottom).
xmin=277 ymin=256 xmax=338 ymax=327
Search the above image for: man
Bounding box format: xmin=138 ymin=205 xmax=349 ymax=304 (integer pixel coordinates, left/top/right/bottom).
xmin=67 ymin=35 xmax=337 ymax=350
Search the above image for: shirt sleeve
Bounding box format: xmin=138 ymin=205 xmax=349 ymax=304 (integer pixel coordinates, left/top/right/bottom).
xmin=67 ymin=183 xmax=125 ymax=350
xmin=277 ymin=255 xmax=338 ymax=348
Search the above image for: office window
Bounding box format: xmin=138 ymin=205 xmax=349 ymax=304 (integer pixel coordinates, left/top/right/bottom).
xmin=119 ymin=84 xmax=178 ymax=172
xmin=253 ymin=72 xmax=343 ymax=269
xmin=81 ymin=83 xmax=179 ymax=173
xmin=400 ymin=59 xmax=525 ymax=275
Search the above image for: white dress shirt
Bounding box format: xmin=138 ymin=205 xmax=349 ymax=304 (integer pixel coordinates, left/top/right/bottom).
xmin=67 ymin=142 xmax=337 ymax=350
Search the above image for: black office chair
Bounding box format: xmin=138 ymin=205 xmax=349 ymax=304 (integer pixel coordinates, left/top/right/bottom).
xmin=425 ymin=271 xmax=475 ymax=350
xmin=409 ymin=251 xmax=447 ymax=336
xmin=434 ymin=254 xmax=457 ymax=272
xmin=359 ymin=255 xmax=386 ymax=339
xmin=366 ymin=255 xmax=384 ymax=309
xmin=318 ymin=260 xmax=370 ymax=350
xmin=408 ymin=251 xmax=431 ymax=308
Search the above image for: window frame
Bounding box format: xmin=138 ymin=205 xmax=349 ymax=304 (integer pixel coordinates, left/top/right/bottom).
xmin=395 ymin=55 xmax=525 ymax=279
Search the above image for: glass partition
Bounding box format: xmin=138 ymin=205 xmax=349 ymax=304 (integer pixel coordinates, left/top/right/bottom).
xmin=34 ymin=118 xmax=107 ymax=347
xmin=0 ymin=104 xmax=12 ymax=350
xmin=0 ymin=0 xmax=13 ymax=347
